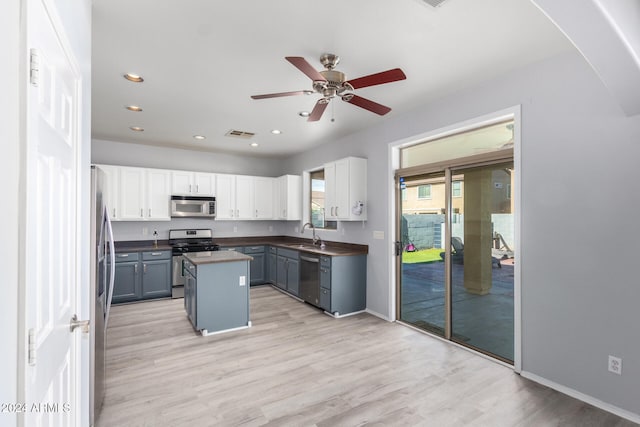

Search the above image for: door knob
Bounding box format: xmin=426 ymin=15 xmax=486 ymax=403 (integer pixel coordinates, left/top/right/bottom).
xmin=69 ymin=314 xmax=90 ymax=333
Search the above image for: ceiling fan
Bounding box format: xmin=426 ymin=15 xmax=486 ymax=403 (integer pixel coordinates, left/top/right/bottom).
xmin=251 ymin=54 xmax=406 ymax=122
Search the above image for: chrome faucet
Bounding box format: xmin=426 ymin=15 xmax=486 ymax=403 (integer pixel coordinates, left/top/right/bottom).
xmin=301 ymin=222 xmax=321 ymax=246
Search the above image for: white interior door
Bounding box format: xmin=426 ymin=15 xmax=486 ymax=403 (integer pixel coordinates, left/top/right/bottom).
xmin=24 ymin=0 xmax=82 ymax=424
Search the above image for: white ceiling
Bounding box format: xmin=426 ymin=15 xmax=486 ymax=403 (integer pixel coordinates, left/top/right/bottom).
xmin=92 ymin=0 xmax=573 ymax=158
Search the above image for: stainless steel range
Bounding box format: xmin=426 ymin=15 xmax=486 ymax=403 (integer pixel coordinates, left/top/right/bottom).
xmin=169 ymin=229 xmax=219 ymax=298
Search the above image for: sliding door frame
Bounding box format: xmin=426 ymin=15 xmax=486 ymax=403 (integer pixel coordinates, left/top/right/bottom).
xmin=389 ymin=105 xmax=521 ymax=371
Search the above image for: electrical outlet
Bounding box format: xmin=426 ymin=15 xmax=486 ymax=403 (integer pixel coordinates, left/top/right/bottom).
xmin=268 ymin=225 xmax=273 ymax=232
xmin=239 ymin=276 xmax=246 ymax=287
xmin=608 ymin=355 xmax=622 ymax=375
xmin=233 ymin=226 xmax=237 ymax=232
xmin=142 ymin=227 xmax=148 ymax=235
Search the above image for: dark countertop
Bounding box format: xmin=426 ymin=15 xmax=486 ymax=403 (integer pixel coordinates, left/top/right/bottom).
xmin=184 ymin=250 xmax=253 ymax=265
xmin=114 ymin=240 xmax=172 ymax=252
xmin=216 ymin=236 xmax=368 ymax=257
xmin=115 ymin=236 xmax=368 ymax=257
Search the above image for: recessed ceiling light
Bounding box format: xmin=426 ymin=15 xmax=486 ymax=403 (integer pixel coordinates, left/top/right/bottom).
xmin=250 ymin=142 xmax=259 ymax=147
xmin=123 ymin=73 xmax=144 ymax=83
xmin=129 ymin=126 xmax=144 ymax=132
xmin=126 ymin=105 xmax=143 ymax=112
xmin=193 ymin=135 xmax=206 ymax=140
xmin=299 ymin=111 xmax=310 ymax=117
xmin=270 ymin=129 xmax=281 ymax=135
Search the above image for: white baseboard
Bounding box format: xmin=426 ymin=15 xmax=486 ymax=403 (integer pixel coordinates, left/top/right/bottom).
xmin=520 ymin=371 xmax=640 ymax=424
xmin=201 ymin=323 xmax=250 ymax=336
xmin=365 ymin=308 xmax=392 ymax=321
xmin=324 ymin=309 xmax=366 ymax=319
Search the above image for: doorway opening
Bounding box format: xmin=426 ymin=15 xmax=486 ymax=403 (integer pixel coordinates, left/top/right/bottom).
xmin=395 ymin=119 xmax=516 ymax=363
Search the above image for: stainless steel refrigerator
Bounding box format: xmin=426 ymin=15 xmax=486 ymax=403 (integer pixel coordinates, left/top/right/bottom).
xmin=90 ymin=165 xmax=115 ymax=425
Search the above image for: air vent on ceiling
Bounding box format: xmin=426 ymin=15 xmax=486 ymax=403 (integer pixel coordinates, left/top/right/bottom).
xmin=225 ymin=129 xmax=255 ymax=139
xmin=421 ymin=0 xmax=448 ymax=7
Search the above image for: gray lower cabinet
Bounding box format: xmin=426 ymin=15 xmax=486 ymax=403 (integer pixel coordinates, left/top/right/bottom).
xmin=244 ymin=245 xmax=265 ymax=285
xmin=276 ymin=248 xmax=299 ymax=296
xmin=317 ymin=254 xmax=366 ymax=316
xmin=267 ymin=246 xmax=277 ymax=284
xmin=112 ymin=250 xmax=172 ymax=303
xmin=112 ymin=252 xmax=140 ymax=304
xmin=183 ymin=258 xmax=197 ymax=326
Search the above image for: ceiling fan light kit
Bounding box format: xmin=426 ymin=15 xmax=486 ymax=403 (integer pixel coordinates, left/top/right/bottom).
xmin=251 ymin=53 xmax=406 ymax=122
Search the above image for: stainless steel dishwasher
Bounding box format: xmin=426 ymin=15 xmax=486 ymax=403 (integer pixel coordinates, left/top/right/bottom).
xmin=300 ymin=254 xmax=320 ymax=307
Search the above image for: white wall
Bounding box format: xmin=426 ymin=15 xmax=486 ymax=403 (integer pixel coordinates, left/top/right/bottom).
xmin=92 ymin=138 xmax=284 ymax=176
xmin=282 ymin=50 xmax=640 ymax=418
xmin=0 ymin=1 xmax=21 ymax=424
xmin=111 ymin=219 xmax=286 ymax=242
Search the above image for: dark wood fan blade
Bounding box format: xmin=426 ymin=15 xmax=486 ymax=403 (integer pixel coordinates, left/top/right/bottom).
xmin=343 ymin=94 xmax=391 ymax=115
xmin=251 ymin=90 xmax=307 ymax=100
xmin=308 ymin=100 xmax=328 ymax=122
xmin=348 ymin=68 xmax=406 ymax=89
xmin=286 ymin=57 xmax=327 ymax=82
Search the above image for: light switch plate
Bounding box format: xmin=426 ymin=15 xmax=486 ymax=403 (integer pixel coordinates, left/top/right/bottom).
xmin=373 ymin=230 xmax=385 ymax=240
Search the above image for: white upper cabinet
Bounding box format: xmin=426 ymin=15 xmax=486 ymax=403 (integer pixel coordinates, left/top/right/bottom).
xmin=235 ymin=175 xmax=255 ymax=220
xmin=215 ymin=174 xmax=275 ymax=220
xmin=253 ymin=177 xmax=274 ymax=220
xmin=102 ymin=165 xmax=171 ymax=221
xmin=97 ymin=164 xmax=119 ymax=220
xmin=193 ymin=173 xmax=215 ymax=196
xmin=118 ymin=167 xmax=146 ymax=220
xmin=277 ymin=175 xmax=301 ymax=220
xmin=146 ymin=169 xmax=171 ymax=220
xmin=324 ymin=157 xmax=367 ymax=221
xmin=95 ymin=164 xmax=298 ymax=222
xmin=171 ymin=170 xmax=215 ymax=196
xmin=215 ymin=174 xmax=236 ymax=220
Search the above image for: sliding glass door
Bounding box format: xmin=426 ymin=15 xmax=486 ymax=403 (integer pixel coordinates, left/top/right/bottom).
xmin=398 ymin=172 xmax=448 ymax=337
xmin=396 ymin=120 xmax=516 ymax=363
xmin=449 ymin=162 xmax=515 ymax=362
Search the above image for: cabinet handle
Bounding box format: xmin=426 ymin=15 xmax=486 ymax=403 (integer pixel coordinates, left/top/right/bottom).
xmin=330 ymin=207 xmax=334 ymax=216
xmin=335 ymin=206 xmax=338 ymax=217
xmin=117 ymin=254 xmax=129 ymax=258
xmin=230 ymin=209 xmax=234 ymax=217
xmin=134 ymin=264 xmax=138 ymax=273
xmin=282 ymin=209 xmax=286 ymax=217
xmin=140 ymin=208 xmax=143 ymax=217
xmin=196 ymin=184 xmax=199 ymax=193
xmin=255 ymin=209 xmax=258 ymax=217
xmin=189 ymin=184 xmax=192 ymax=193
xmin=143 ymin=263 xmax=147 ymax=274
xmin=150 ymin=252 xmax=162 ymax=256
xmin=113 ymin=208 xmax=116 ymax=217
xmin=148 ymin=208 xmax=151 ymax=217
xmin=236 ymin=209 xmax=239 ymax=217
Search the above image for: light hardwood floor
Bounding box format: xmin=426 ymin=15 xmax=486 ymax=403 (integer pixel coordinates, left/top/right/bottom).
xmin=98 ymin=286 xmax=635 ymax=427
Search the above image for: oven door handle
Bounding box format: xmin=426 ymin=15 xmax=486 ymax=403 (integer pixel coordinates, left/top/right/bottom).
xmin=300 ymin=255 xmax=319 ymax=263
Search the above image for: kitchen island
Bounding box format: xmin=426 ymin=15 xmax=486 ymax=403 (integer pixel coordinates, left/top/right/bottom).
xmin=182 ymin=251 xmax=253 ymax=336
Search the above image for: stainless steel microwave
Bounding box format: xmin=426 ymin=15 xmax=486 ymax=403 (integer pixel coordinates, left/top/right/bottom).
xmin=170 ymin=195 xmax=216 ymax=218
